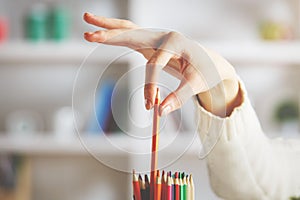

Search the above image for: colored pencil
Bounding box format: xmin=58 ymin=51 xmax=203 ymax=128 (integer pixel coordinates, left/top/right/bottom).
xmin=174 ymin=172 xmax=180 ymax=200
xmin=186 ymin=174 xmax=194 ymax=200
xmin=186 ymin=175 xmax=190 ymax=200
xmin=133 ymin=170 xmax=141 ymax=200
xmin=132 ymin=171 xmax=194 ymax=200
xmin=189 ymin=175 xmax=194 ymax=200
xmin=179 ymin=174 xmax=184 ymax=200
xmin=161 ymin=171 xmax=167 ymax=200
xmin=150 ymin=88 xmax=160 ymax=200
xmin=161 ymin=171 xmax=164 ymax=200
xmin=166 ymin=173 xmax=173 ymax=200
xmin=139 ymin=174 xmax=143 ymax=186
xmin=181 ymin=175 xmax=187 ymax=200
xmin=139 ymin=174 xmax=147 ymax=200
xmin=155 ymin=171 xmax=162 ymax=200
xmin=145 ymin=174 xmax=150 ymax=200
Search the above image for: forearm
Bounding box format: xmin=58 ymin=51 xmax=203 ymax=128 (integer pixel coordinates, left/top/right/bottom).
xmin=196 ymin=81 xmax=300 ymax=199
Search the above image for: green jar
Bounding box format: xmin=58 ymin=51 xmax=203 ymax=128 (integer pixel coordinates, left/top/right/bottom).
xmin=49 ymin=6 xmax=70 ymax=41
xmin=25 ymin=4 xmax=48 ymax=41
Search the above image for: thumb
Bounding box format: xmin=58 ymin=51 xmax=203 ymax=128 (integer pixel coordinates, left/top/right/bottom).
xmin=159 ymin=81 xmax=194 ymax=116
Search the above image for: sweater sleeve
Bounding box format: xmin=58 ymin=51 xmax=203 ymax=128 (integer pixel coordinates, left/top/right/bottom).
xmin=196 ymin=80 xmax=300 ymax=200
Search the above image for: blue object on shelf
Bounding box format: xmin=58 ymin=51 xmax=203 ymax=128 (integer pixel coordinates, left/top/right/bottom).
xmin=87 ymin=80 xmax=115 ymax=134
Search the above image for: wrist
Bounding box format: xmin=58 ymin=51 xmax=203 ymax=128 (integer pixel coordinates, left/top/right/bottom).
xmin=196 ymin=78 xmax=242 ymax=117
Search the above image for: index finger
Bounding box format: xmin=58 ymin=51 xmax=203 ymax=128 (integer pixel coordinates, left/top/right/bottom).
xmin=83 ymin=12 xmax=138 ymax=30
xmin=145 ymin=49 xmax=174 ymax=110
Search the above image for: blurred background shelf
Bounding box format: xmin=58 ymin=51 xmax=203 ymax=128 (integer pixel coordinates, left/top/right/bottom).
xmin=0 ymin=134 xmax=96 ymax=155
xmin=1 ymin=131 xmax=299 ymax=156
xmin=0 ymin=133 xmax=202 ymax=156
xmin=0 ymin=41 xmax=129 ymax=64
xmin=1 ymin=40 xmax=300 ymax=65
xmin=202 ymin=40 xmax=300 ymax=65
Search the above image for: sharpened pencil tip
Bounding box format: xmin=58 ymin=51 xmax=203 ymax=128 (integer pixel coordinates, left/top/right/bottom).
xmin=155 ymin=88 xmax=160 ymax=100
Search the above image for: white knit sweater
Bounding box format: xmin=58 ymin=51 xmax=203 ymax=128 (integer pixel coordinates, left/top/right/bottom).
xmin=196 ymin=81 xmax=300 ymax=200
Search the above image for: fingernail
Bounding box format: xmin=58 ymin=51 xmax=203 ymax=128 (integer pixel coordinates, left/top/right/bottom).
xmin=160 ymin=105 xmax=171 ymax=116
xmin=86 ymin=12 xmax=93 ymax=16
xmin=145 ymin=99 xmax=153 ymax=110
xmin=84 ymin=32 xmax=91 ymax=37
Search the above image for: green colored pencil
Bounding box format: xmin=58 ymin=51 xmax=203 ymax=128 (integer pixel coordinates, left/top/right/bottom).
xmin=182 ymin=175 xmax=187 ymax=200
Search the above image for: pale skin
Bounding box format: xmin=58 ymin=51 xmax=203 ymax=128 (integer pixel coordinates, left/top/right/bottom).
xmin=83 ymin=13 xmax=242 ymax=117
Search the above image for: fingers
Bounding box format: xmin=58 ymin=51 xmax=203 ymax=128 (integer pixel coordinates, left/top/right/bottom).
xmin=83 ymin=12 xmax=139 ymax=45
xmin=83 ymin=12 xmax=138 ymax=29
xmin=84 ymin=28 xmax=163 ymax=51
xmin=84 ymin=12 xmax=167 ymax=52
xmin=159 ymin=82 xmax=194 ymax=116
xmin=144 ymin=49 xmax=174 ymax=110
xmin=84 ymin=29 xmax=125 ymax=43
xmin=144 ymin=31 xmax=187 ymax=110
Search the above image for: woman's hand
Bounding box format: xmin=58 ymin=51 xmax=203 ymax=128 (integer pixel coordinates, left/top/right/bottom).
xmin=83 ymin=12 xmax=241 ymax=117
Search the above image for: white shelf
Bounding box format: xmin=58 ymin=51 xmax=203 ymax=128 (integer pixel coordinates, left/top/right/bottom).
xmin=0 ymin=41 xmax=130 ymax=64
xmin=0 ymin=134 xmax=139 ymax=156
xmin=0 ymin=133 xmax=202 ymax=156
xmin=0 ymin=134 xmax=92 ymax=155
xmin=1 ymin=40 xmax=299 ymax=65
xmin=1 ymin=132 xmax=298 ymax=156
xmin=201 ymin=40 xmax=300 ymax=65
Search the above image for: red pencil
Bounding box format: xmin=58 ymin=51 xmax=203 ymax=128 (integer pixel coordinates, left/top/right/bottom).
xmin=133 ymin=170 xmax=141 ymax=200
xmin=150 ymin=88 xmax=160 ymax=200
xmin=174 ymin=172 xmax=180 ymax=200
xmin=161 ymin=170 xmax=167 ymax=200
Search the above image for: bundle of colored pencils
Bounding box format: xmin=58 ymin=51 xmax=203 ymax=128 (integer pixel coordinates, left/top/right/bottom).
xmin=132 ymin=170 xmax=194 ymax=200
xmin=132 ymin=89 xmax=194 ymax=199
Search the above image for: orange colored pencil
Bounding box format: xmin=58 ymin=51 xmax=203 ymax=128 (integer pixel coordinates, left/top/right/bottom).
xmin=150 ymin=88 xmax=160 ymax=200
xmin=133 ymin=170 xmax=141 ymax=200
xmin=155 ymin=170 xmax=162 ymax=200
